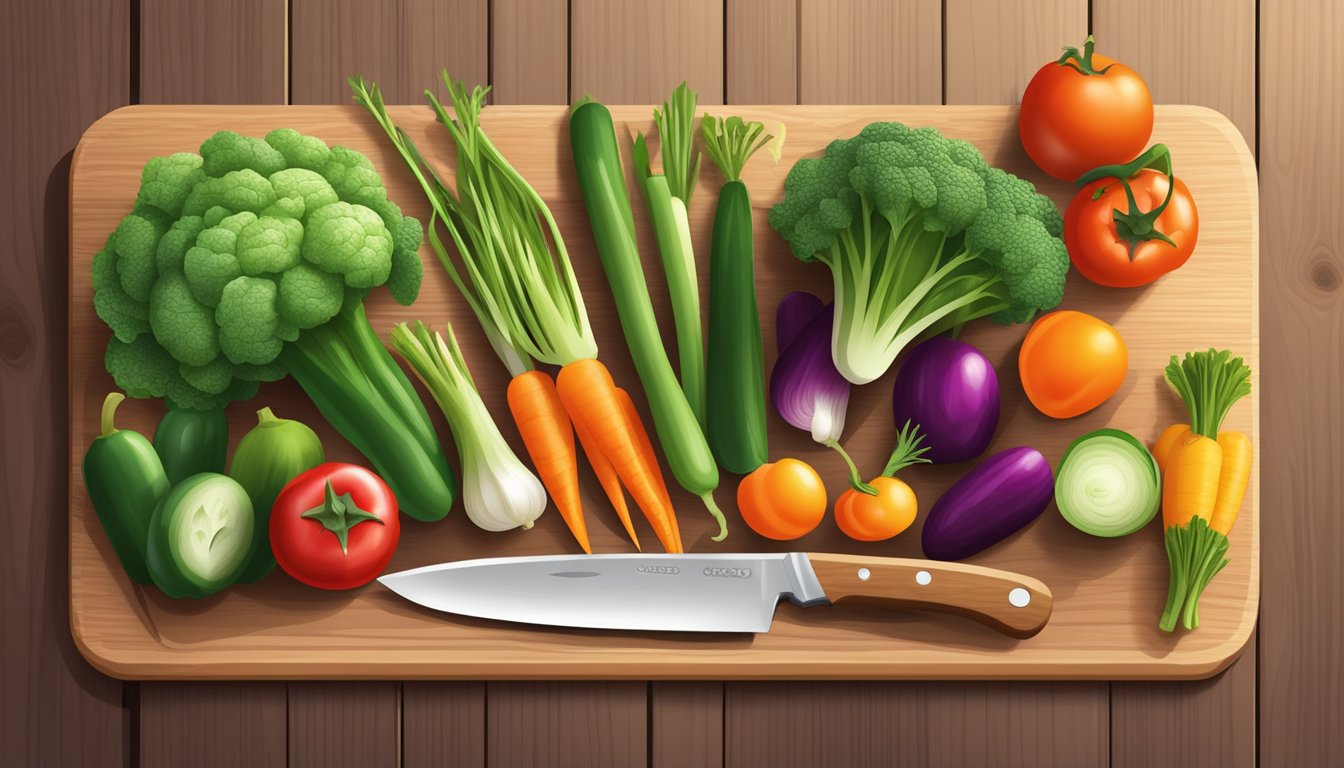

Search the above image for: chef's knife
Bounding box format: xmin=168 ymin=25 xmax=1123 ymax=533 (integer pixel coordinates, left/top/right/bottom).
xmin=380 ymin=552 xmax=1052 ymax=638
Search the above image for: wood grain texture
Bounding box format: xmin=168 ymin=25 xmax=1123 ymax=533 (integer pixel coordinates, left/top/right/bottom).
xmin=806 ymin=553 xmax=1053 ymax=638
xmin=724 ymin=682 xmax=1108 ymax=767
xmin=67 ymin=105 xmax=1258 ymax=680
xmin=569 ymin=0 xmax=724 ymax=104
xmin=290 ymin=0 xmax=488 ymax=105
xmin=288 ymin=682 xmax=400 ymax=768
xmin=487 ymin=682 xmax=647 ymax=767
xmin=943 ymin=0 xmax=1086 ymax=104
xmin=139 ymin=0 xmax=287 ymax=104
xmin=1112 ymin=632 xmax=1258 ymax=767
xmin=402 ymin=682 xmax=486 ymax=767
xmin=492 ymin=0 xmax=568 ymax=104
xmin=139 ymin=683 xmax=287 ymax=768
xmin=1095 ymin=0 xmax=1256 ymax=147
xmin=726 ymin=0 xmax=797 ymax=104
xmin=651 ymin=683 xmax=723 ymax=768
xmin=1 ymin=1 xmax=128 ymax=765
xmin=1258 ymin=0 xmax=1344 ymax=764
xmin=798 ymin=0 xmax=941 ymax=104
xmin=1102 ymin=1 xmax=1261 ymax=763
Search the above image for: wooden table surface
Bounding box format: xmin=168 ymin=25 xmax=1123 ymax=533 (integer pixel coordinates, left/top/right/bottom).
xmin=2 ymin=0 xmax=1335 ymax=766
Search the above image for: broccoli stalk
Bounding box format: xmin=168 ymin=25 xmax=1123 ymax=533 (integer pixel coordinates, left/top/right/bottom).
xmin=769 ymin=123 xmax=1070 ymax=385
xmin=93 ymin=128 xmax=455 ymax=521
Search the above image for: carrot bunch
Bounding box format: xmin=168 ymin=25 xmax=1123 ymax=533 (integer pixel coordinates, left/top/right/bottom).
xmin=1151 ymin=349 xmax=1252 ymax=631
xmin=351 ymin=72 xmax=682 ymax=553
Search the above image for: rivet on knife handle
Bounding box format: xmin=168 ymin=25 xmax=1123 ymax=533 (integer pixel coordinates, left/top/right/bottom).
xmin=805 ymin=553 xmax=1053 ymax=638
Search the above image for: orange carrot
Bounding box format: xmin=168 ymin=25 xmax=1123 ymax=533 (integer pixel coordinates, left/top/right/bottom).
xmin=571 ymin=411 xmax=640 ymax=551
xmin=1210 ymin=431 xmax=1252 ymax=535
xmin=1161 ymin=434 xmax=1223 ymax=529
xmin=617 ymin=389 xmax=683 ymax=553
xmin=1151 ymin=423 xmax=1191 ymax=474
xmin=507 ymin=370 xmax=590 ymax=554
xmin=556 ymin=358 xmax=681 ymax=554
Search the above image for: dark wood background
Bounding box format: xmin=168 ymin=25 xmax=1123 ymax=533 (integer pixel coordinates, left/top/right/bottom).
xmin=2 ymin=0 xmax=1334 ymax=765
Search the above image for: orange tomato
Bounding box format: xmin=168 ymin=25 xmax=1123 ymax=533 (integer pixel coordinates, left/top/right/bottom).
xmin=736 ymin=459 xmax=828 ymax=540
xmin=1019 ymin=36 xmax=1153 ymax=182
xmin=834 ymin=477 xmax=919 ymax=542
xmin=1065 ymin=168 xmax=1199 ymax=288
xmin=1019 ymin=311 xmax=1128 ymax=419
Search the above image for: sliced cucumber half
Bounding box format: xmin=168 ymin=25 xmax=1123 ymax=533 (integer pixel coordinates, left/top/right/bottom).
xmin=147 ymin=472 xmax=254 ymax=598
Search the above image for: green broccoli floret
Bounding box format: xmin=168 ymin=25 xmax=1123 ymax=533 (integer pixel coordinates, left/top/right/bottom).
xmin=301 ymin=202 xmax=393 ymax=287
xmin=92 ymin=128 xmax=425 ymax=412
xmin=769 ymin=122 xmax=1068 ymax=384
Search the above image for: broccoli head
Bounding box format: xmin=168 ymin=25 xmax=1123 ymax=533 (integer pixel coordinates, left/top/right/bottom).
xmin=93 ymin=128 xmax=423 ymax=410
xmin=769 ymin=122 xmax=1068 ymax=385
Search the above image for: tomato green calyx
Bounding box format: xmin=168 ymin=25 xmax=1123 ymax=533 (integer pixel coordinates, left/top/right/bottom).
xmin=1077 ymin=145 xmax=1179 ymax=260
xmin=1056 ymin=35 xmax=1115 ymax=76
xmin=824 ymin=439 xmax=879 ymax=496
xmin=881 ymin=420 xmax=932 ymax=477
xmin=301 ymin=480 xmax=384 ymax=555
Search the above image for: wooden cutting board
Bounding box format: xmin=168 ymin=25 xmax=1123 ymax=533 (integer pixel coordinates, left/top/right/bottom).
xmin=68 ymin=105 xmax=1258 ymax=680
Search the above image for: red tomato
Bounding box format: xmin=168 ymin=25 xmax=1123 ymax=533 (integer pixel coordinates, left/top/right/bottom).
xmin=737 ymin=459 xmax=828 ymax=541
xmin=1065 ymin=166 xmax=1198 ymax=288
xmin=1019 ymin=311 xmax=1128 ymax=419
xmin=1019 ymin=36 xmax=1153 ymax=181
xmin=834 ymin=477 xmax=919 ymax=542
xmin=271 ymin=462 xmax=400 ymax=590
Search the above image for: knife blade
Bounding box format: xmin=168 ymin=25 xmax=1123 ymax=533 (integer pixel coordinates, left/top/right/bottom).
xmin=379 ymin=552 xmax=1052 ymax=638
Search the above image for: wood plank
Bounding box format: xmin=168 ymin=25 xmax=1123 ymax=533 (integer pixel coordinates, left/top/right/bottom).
xmin=487 ymin=682 xmax=647 ymax=767
xmin=943 ymin=0 xmax=1086 ymax=104
xmin=724 ymin=682 xmax=1107 ymax=767
xmin=288 ymin=682 xmax=400 ymax=768
xmin=0 ymin=0 xmax=128 ymax=765
xmin=1098 ymin=2 xmax=1260 ymax=764
xmin=492 ymin=0 xmax=568 ymax=104
xmin=67 ymin=105 xmax=1258 ymax=680
xmin=726 ymin=0 xmax=796 ymax=104
xmin=139 ymin=683 xmax=287 ymax=768
xmin=1095 ymin=0 xmax=1256 ymax=147
xmin=570 ymin=0 xmax=724 ymax=104
xmin=134 ymin=6 xmax=292 ymax=761
xmin=402 ymin=682 xmax=487 ymax=768
xmin=139 ymin=0 xmax=287 ymax=104
xmin=1112 ymin=633 xmax=1257 ymax=767
xmin=1258 ymin=0 xmax=1344 ymax=764
xmin=651 ymin=683 xmax=723 ymax=768
xmin=798 ymin=0 xmax=940 ymax=104
xmin=290 ymin=0 xmax=488 ymax=104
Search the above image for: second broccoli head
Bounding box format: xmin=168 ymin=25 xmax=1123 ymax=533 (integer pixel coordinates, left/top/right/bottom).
xmin=94 ymin=129 xmax=424 ymax=410
xmin=768 ymin=122 xmax=1069 ymax=385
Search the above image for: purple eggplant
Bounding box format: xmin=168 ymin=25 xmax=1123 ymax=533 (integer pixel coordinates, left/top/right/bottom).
xmin=771 ymin=293 xmax=873 ymax=493
xmin=891 ymin=338 xmax=999 ymax=463
xmin=922 ymin=446 xmax=1054 ymax=561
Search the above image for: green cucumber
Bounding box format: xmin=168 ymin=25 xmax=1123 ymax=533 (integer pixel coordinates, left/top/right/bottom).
xmin=146 ymin=473 xmax=254 ymax=598
xmin=154 ymin=405 xmax=228 ymax=485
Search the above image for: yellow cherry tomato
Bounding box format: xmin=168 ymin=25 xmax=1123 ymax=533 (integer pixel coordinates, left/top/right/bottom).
xmin=1019 ymin=310 xmax=1128 ymax=419
xmin=736 ymin=459 xmax=828 ymax=540
xmin=834 ymin=476 xmax=919 ymax=541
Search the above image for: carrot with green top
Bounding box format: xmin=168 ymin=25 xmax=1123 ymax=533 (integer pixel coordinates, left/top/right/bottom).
xmin=352 ymin=72 xmax=680 ymax=552
xmin=1158 ymin=349 xmax=1252 ymax=632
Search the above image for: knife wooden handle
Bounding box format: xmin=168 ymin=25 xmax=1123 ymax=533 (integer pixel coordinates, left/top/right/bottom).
xmin=805 ymin=553 xmax=1052 ymax=638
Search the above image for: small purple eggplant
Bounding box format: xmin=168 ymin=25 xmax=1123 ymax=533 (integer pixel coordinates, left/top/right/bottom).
xmin=891 ymin=337 xmax=1000 ymax=463
xmin=921 ymin=446 xmax=1054 ymax=561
